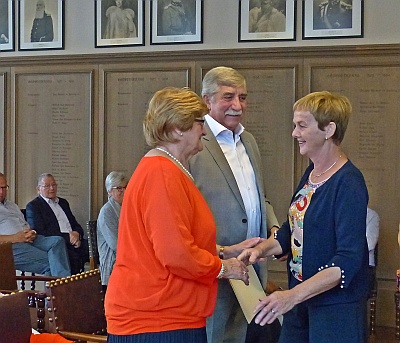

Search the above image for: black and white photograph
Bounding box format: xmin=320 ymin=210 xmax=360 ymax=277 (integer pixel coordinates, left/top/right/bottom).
xmin=239 ymin=0 xmax=296 ymax=42
xmin=303 ymin=0 xmax=363 ymax=39
xmin=19 ymin=0 xmax=64 ymax=50
xmin=0 ymin=0 xmax=14 ymax=51
xmin=150 ymin=0 xmax=202 ymax=45
xmin=95 ymin=0 xmax=144 ymax=47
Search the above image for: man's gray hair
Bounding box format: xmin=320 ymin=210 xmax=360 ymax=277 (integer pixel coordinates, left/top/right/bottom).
xmin=201 ymin=66 xmax=247 ymax=97
xmin=37 ymin=173 xmax=53 ymax=185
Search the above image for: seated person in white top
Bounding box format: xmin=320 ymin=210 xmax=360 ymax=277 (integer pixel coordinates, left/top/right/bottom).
xmin=0 ymin=172 xmax=70 ymax=277
xmin=366 ymin=207 xmax=379 ymax=267
xmin=26 ymin=173 xmax=88 ymax=275
xmin=366 ymin=207 xmax=379 ymax=293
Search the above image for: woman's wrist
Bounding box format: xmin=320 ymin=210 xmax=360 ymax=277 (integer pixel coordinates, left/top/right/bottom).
xmin=216 ymin=262 xmax=226 ymax=279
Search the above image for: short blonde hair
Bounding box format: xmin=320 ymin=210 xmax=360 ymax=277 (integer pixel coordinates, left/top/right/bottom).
xmin=143 ymin=87 xmax=208 ymax=147
xmin=293 ymin=91 xmax=352 ymax=144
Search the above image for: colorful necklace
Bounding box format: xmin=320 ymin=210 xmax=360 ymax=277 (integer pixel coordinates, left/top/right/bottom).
xmin=313 ymin=155 xmax=342 ymax=178
xmin=156 ymin=147 xmax=194 ymax=181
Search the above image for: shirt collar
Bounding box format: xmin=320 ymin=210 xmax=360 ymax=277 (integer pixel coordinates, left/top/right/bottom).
xmin=205 ymin=114 xmax=245 ymax=138
xmin=41 ymin=195 xmax=59 ymax=204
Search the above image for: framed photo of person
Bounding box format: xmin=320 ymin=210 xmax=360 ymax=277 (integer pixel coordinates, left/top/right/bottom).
xmin=150 ymin=0 xmax=203 ymax=45
xmin=303 ymin=0 xmax=363 ymax=39
xmin=18 ymin=0 xmax=64 ymax=51
xmin=95 ymin=0 xmax=144 ymax=48
xmin=0 ymin=0 xmax=14 ymax=51
xmin=239 ymin=0 xmax=296 ymax=42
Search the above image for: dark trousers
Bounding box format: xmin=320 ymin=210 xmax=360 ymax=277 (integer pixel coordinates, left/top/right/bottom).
xmin=108 ymin=328 xmax=207 ymax=343
xmin=246 ymin=318 xmax=281 ymax=343
xmin=61 ymin=233 xmax=89 ymax=274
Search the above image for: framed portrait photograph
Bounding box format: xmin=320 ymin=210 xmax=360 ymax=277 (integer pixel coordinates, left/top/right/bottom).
xmin=0 ymin=0 xmax=14 ymax=51
xmin=18 ymin=0 xmax=64 ymax=51
xmin=150 ymin=0 xmax=203 ymax=45
xmin=303 ymin=0 xmax=363 ymax=39
xmin=239 ymin=0 xmax=296 ymax=42
xmin=95 ymin=0 xmax=144 ymax=48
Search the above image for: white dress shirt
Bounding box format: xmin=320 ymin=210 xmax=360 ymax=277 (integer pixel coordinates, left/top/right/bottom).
xmin=40 ymin=196 xmax=72 ymax=233
xmin=206 ymin=115 xmax=261 ymax=238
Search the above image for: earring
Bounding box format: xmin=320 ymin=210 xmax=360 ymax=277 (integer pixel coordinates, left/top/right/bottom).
xmin=180 ymin=132 xmax=183 ymax=136
xmin=325 ymin=137 xmax=328 ymax=140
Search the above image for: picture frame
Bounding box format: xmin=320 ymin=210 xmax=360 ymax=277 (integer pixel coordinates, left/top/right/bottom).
xmin=239 ymin=0 xmax=296 ymax=42
xmin=19 ymin=0 xmax=64 ymax=51
xmin=95 ymin=0 xmax=144 ymax=48
xmin=0 ymin=0 xmax=14 ymax=51
xmin=303 ymin=0 xmax=363 ymax=39
xmin=150 ymin=0 xmax=203 ymax=45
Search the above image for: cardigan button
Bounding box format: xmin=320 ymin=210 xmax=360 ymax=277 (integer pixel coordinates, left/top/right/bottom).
xmin=242 ymin=219 xmax=247 ymax=224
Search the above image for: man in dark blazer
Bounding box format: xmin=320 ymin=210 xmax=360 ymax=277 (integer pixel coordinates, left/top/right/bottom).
xmin=189 ymin=66 xmax=281 ymax=343
xmin=26 ymin=173 xmax=88 ymax=275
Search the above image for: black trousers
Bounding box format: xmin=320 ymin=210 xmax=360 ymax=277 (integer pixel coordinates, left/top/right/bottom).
xmin=61 ymin=233 xmax=89 ymax=275
xmin=246 ymin=318 xmax=281 ymax=343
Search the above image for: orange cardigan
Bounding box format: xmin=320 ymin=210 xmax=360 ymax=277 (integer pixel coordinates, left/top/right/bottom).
xmin=105 ymin=156 xmax=221 ymax=335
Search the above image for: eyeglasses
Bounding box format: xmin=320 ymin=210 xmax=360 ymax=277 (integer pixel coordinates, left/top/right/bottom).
xmin=39 ymin=183 xmax=57 ymax=189
xmin=112 ymin=186 xmax=127 ymax=191
xmin=0 ymin=185 xmax=9 ymax=190
xmin=194 ymin=119 xmax=205 ymax=125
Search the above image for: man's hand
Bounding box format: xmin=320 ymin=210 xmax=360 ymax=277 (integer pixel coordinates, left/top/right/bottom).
xmin=69 ymin=231 xmax=81 ymax=248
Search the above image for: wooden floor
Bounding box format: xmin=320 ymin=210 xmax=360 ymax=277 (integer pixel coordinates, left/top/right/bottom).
xmin=369 ymin=326 xmax=397 ymax=343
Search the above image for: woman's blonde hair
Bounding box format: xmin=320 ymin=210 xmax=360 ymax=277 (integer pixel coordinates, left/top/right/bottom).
xmin=143 ymin=87 xmax=208 ymax=147
xmin=293 ymin=91 xmax=352 ymax=144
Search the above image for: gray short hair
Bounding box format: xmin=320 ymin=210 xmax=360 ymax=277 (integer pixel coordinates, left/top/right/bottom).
xmin=37 ymin=173 xmax=54 ymax=185
xmin=201 ymin=66 xmax=246 ymax=97
xmin=105 ymin=171 xmax=127 ymax=192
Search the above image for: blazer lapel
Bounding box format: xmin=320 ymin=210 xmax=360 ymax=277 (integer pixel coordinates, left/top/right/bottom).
xmin=202 ymin=123 xmax=246 ymax=213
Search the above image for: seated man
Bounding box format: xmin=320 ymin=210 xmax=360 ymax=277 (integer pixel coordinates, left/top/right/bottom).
xmin=26 ymin=173 xmax=88 ymax=275
xmin=0 ymin=173 xmax=70 ymax=277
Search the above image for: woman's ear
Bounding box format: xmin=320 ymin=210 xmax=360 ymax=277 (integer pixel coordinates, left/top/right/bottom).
xmin=325 ymin=122 xmax=336 ymax=139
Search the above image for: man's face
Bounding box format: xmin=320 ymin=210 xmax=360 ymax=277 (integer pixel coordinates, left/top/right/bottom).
xmin=0 ymin=176 xmax=8 ymax=203
xmin=37 ymin=175 xmax=58 ymax=200
xmin=261 ymin=0 xmax=273 ymax=13
xmin=204 ymin=85 xmax=248 ymax=132
xmin=36 ymin=1 xmax=45 ymax=11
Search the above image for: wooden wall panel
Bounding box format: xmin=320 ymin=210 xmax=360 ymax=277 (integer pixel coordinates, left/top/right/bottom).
xmin=102 ymin=66 xmax=191 ymax=179
xmin=13 ymin=69 xmax=93 ymax=227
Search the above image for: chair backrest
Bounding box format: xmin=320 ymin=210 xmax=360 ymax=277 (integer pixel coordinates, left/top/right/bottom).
xmin=86 ymin=220 xmax=99 ymax=270
xmin=0 ymin=242 xmax=18 ymax=290
xmin=45 ymin=269 xmax=106 ymax=335
xmin=0 ymin=292 xmax=32 ymax=343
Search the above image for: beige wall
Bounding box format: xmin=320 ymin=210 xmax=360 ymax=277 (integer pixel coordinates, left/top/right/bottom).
xmin=2 ymin=0 xmax=400 ymax=57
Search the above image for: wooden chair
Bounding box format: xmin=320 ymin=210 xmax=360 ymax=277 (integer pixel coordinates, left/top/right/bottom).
xmin=44 ymin=269 xmax=107 ymax=342
xmin=0 ymin=241 xmax=58 ymax=332
xmin=86 ymin=220 xmax=99 ymax=270
xmin=0 ymin=291 xmax=32 ymax=343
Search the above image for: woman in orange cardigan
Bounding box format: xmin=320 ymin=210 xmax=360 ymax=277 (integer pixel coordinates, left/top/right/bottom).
xmin=105 ymin=87 xmax=249 ymax=343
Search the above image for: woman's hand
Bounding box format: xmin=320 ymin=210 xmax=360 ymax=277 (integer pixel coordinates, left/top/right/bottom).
xmin=253 ymin=289 xmax=296 ymax=326
xmin=222 ymin=258 xmax=250 ymax=285
xmin=237 ymin=245 xmax=264 ymax=266
xmin=223 ymin=237 xmax=263 ymax=259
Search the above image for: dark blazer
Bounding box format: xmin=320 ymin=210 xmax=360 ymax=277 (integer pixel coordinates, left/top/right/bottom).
xmin=26 ymin=196 xmax=84 ymax=239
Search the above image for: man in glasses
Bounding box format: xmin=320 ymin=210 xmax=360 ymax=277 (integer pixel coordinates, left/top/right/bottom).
xmin=0 ymin=172 xmax=70 ymax=277
xmin=26 ymin=173 xmax=89 ymax=275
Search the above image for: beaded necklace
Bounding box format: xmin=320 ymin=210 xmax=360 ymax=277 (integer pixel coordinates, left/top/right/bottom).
xmin=156 ymin=147 xmax=194 ymax=181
